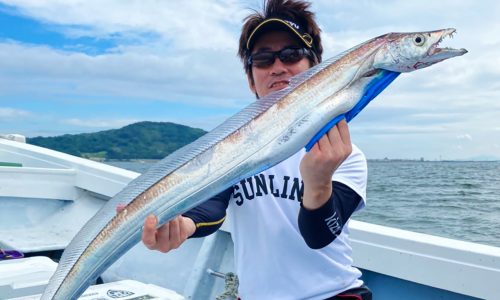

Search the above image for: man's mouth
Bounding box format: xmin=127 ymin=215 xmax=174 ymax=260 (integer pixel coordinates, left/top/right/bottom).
xmin=269 ymin=80 xmax=290 ymax=89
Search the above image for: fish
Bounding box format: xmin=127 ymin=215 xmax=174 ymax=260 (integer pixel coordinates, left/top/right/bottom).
xmin=41 ymin=28 xmax=467 ymax=299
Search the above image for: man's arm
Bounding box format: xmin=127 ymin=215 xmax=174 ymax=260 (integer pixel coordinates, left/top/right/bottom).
xmin=298 ymin=119 xmax=366 ymax=249
xmin=298 ymin=181 xmax=361 ymax=249
xmin=141 ymin=187 xmax=232 ymax=252
xmin=182 ymin=187 xmax=232 ymax=238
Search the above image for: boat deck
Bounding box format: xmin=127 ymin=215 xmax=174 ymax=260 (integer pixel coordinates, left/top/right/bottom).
xmin=1 ymin=137 xmax=499 ymax=299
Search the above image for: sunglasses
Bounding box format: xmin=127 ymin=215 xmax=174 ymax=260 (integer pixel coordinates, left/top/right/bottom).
xmin=247 ymin=47 xmax=312 ymax=69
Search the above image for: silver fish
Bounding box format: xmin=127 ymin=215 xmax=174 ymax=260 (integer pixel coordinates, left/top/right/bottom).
xmin=41 ymin=29 xmax=466 ymax=299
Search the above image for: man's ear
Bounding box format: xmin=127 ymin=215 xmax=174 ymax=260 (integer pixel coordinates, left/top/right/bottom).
xmin=247 ymin=72 xmax=257 ymax=95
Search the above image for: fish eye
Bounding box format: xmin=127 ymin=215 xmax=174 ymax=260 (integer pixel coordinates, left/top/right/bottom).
xmin=413 ymin=34 xmax=426 ymax=46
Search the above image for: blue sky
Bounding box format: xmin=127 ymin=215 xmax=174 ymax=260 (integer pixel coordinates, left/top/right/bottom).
xmin=0 ymin=0 xmax=499 ymax=160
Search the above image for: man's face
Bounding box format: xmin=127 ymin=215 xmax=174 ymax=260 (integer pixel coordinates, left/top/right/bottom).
xmin=249 ymin=31 xmax=311 ymax=98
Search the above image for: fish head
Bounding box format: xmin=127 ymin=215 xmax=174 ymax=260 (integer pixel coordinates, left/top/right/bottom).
xmin=373 ymin=28 xmax=467 ymax=72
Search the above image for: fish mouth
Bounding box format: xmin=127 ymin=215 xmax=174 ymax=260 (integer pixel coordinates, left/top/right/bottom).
xmin=428 ymin=28 xmax=468 ymax=57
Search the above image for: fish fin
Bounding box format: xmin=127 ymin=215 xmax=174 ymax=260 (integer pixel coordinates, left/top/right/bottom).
xmin=345 ymin=70 xmax=400 ymax=122
xmin=304 ymin=70 xmax=400 ymax=152
xmin=305 ymin=114 xmax=346 ymax=151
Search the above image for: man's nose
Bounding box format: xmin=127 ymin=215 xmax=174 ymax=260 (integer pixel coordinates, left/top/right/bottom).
xmin=270 ymin=57 xmax=288 ymax=75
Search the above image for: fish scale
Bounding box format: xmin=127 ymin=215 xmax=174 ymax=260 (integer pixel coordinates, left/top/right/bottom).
xmin=42 ymin=29 xmax=466 ymax=299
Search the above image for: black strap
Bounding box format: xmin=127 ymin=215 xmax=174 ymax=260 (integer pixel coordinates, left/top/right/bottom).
xmin=326 ymin=285 xmax=372 ymax=300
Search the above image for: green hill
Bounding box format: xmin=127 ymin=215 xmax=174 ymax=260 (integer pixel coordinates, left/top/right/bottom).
xmin=27 ymin=121 xmax=207 ymax=160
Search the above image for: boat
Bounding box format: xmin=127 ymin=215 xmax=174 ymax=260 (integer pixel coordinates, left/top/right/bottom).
xmin=1 ymin=135 xmax=499 ymax=299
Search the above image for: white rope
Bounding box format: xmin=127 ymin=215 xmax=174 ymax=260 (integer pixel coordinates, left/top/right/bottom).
xmin=215 ymin=272 xmax=239 ymax=300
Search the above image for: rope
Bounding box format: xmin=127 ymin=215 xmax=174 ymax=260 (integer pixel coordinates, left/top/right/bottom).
xmin=215 ymin=272 xmax=239 ymax=300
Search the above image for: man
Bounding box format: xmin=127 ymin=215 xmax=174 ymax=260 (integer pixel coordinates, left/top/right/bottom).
xmin=140 ymin=1 xmax=371 ymax=299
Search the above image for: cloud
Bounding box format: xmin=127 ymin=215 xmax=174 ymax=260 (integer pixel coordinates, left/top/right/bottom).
xmin=0 ymin=1 xmax=254 ymax=110
xmin=2 ymin=0 xmax=247 ymax=51
xmin=0 ymin=107 xmax=31 ymax=118
xmin=0 ymin=40 xmax=250 ymax=107
xmin=61 ymin=118 xmax=139 ymax=128
xmin=2 ymin=0 xmax=499 ymax=113
xmin=456 ymin=133 xmax=472 ymax=141
xmin=168 ymin=114 xmax=232 ymax=131
xmin=1 ymin=0 xmax=499 ymax=159
xmin=352 ymin=124 xmax=450 ymax=135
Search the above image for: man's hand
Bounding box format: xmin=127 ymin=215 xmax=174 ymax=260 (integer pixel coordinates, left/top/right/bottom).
xmin=300 ymin=119 xmax=352 ymax=210
xmin=116 ymin=204 xmax=196 ymax=253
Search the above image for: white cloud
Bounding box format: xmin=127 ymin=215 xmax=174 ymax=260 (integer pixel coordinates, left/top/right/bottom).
xmin=352 ymin=124 xmax=449 ymax=135
xmin=0 ymin=41 xmax=249 ymax=107
xmin=456 ymin=134 xmax=472 ymax=141
xmin=168 ymin=114 xmax=233 ymax=131
xmin=1 ymin=0 xmax=499 ymax=159
xmin=2 ymin=0 xmax=247 ymax=51
xmin=0 ymin=107 xmax=31 ymax=118
xmin=61 ymin=118 xmax=139 ymax=128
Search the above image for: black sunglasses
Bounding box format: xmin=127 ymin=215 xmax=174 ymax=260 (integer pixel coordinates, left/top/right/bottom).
xmin=247 ymin=47 xmax=312 ymax=69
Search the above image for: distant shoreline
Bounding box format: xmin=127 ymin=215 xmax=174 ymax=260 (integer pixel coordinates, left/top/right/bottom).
xmin=17 ymin=121 xmax=499 ymax=162
xmin=100 ymin=158 xmax=499 ymax=163
xmin=105 ymin=159 xmax=161 ymax=163
xmin=367 ymin=158 xmax=500 ymax=162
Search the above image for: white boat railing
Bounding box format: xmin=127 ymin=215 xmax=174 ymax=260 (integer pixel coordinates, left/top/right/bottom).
xmin=0 ymin=138 xmax=139 ymax=198
xmin=0 ymin=138 xmax=139 ymax=252
xmin=0 ymin=134 xmax=26 ymax=143
xmin=0 ymin=167 xmax=77 ymax=200
xmin=350 ymin=220 xmax=500 ymax=299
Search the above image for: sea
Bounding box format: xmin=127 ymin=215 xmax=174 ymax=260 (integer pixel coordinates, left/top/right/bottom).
xmin=107 ymin=160 xmax=500 ymax=248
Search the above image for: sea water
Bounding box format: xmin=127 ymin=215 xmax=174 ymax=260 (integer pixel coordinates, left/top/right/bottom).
xmin=107 ymin=160 xmax=500 ymax=247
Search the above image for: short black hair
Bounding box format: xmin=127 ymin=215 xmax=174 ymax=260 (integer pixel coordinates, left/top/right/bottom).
xmin=238 ymin=0 xmax=323 ymax=74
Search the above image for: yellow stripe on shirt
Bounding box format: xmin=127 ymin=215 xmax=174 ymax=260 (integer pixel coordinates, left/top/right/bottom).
xmin=196 ymin=216 xmax=226 ymax=228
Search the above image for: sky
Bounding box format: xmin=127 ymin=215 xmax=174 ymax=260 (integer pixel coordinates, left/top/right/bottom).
xmin=0 ymin=0 xmax=499 ymax=160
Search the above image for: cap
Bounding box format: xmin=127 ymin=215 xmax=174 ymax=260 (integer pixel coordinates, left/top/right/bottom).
xmin=246 ymin=17 xmax=314 ymax=52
